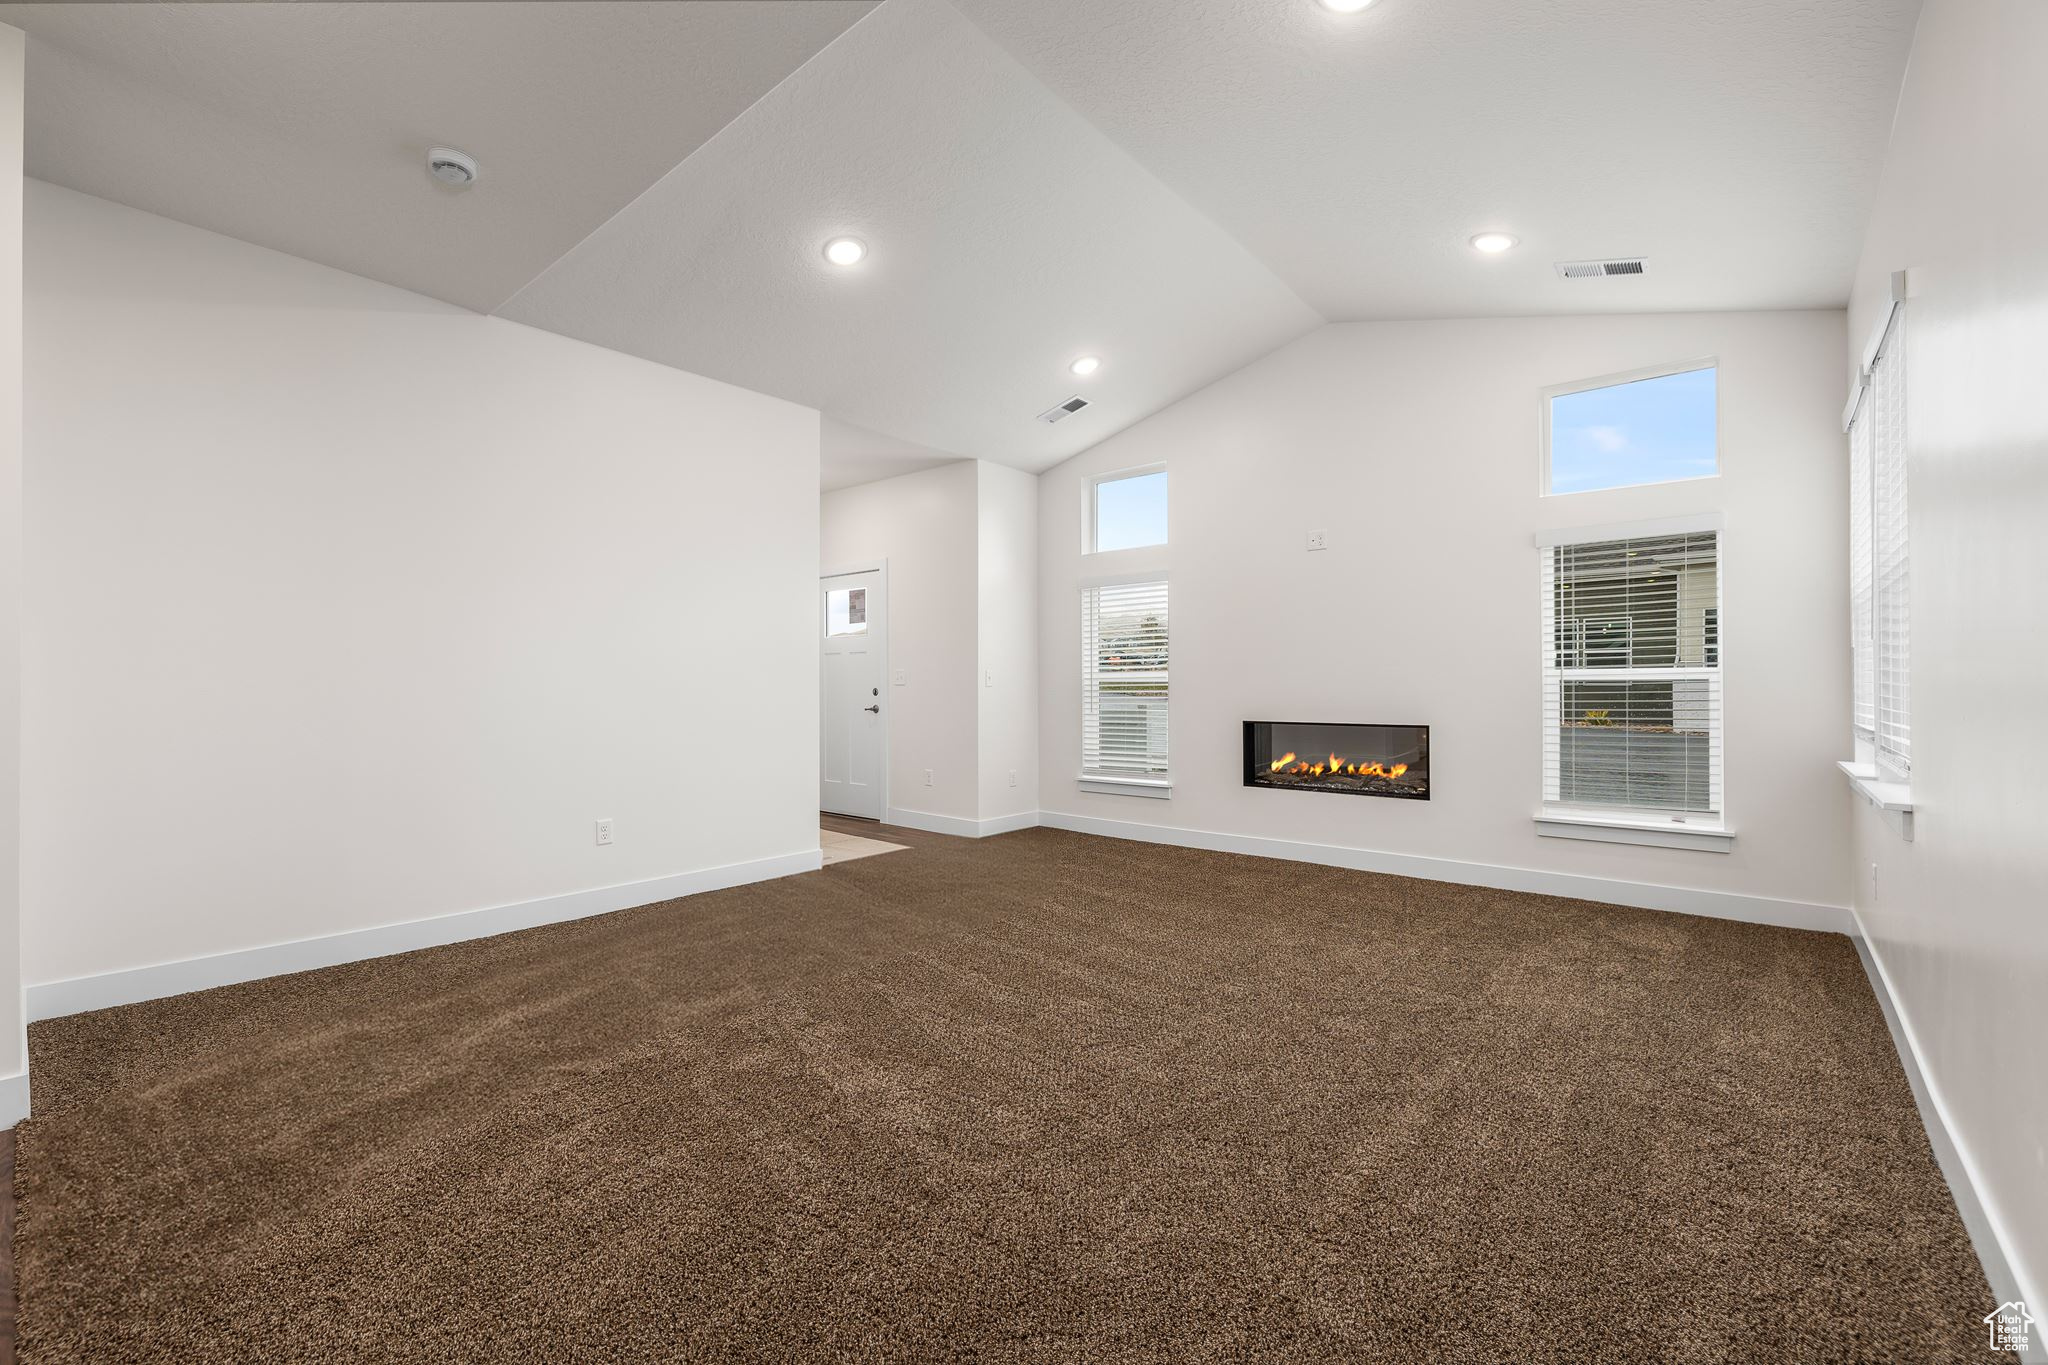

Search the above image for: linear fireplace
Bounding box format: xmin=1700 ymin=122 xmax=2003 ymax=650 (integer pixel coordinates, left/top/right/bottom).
xmin=1243 ymin=721 xmax=1430 ymax=800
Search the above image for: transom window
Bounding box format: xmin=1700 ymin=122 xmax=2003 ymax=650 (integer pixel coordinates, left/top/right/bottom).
xmin=1545 ymin=363 xmax=1718 ymax=495
xmin=1088 ymin=468 xmax=1167 ymax=553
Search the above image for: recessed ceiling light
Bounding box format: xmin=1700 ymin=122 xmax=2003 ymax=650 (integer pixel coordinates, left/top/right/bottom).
xmin=1470 ymin=232 xmax=1519 ymax=254
xmin=823 ymin=237 xmax=867 ymax=266
xmin=1318 ymin=0 xmax=1377 ymax=12
xmin=1069 ymin=356 xmax=1101 ymax=377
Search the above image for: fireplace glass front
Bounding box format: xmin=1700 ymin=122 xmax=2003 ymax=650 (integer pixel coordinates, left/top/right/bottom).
xmin=1242 ymin=721 xmax=1430 ymax=800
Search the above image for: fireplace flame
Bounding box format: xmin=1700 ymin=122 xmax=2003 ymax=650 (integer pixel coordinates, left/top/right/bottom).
xmin=1266 ymin=757 xmax=1411 ymax=781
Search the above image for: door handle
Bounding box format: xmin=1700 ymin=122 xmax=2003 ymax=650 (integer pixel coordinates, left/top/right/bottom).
xmin=863 ymin=704 xmax=880 ymax=713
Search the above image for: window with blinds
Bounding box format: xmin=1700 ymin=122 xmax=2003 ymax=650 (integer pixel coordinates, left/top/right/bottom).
xmin=1848 ymin=411 xmax=1876 ymax=737
xmin=1081 ymin=579 xmax=1169 ymax=778
xmin=1868 ymin=313 xmax=1910 ymax=774
xmin=1542 ymin=529 xmax=1722 ymax=820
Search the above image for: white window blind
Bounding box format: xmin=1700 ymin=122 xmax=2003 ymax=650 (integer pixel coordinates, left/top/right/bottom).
xmin=1081 ymin=579 xmax=1169 ymax=777
xmin=1848 ymin=408 xmax=1875 ymax=737
xmin=1869 ymin=313 xmax=1911 ymax=773
xmin=1542 ymin=529 xmax=1722 ymax=820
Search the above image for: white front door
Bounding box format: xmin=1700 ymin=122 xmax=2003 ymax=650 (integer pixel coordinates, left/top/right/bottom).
xmin=820 ymin=569 xmax=886 ymax=819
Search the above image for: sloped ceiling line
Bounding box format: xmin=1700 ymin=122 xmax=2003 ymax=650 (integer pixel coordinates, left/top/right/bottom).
xmin=495 ymin=0 xmax=1324 ymax=472
xmin=487 ymin=0 xmax=896 ymax=317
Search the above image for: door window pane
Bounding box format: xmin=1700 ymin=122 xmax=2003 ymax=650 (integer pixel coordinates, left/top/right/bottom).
xmin=826 ymin=586 xmax=867 ymax=637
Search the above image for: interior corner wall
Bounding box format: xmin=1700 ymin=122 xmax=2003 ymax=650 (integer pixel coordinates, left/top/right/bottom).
xmin=1037 ymin=311 xmax=1851 ymax=915
xmin=0 ymin=23 xmax=25 ymax=1118
xmin=822 ymin=461 xmax=981 ymax=823
xmin=1841 ymin=0 xmax=2048 ymax=1311
xmin=22 ymin=181 xmax=822 ymax=991
xmin=976 ymin=462 xmax=1039 ymax=823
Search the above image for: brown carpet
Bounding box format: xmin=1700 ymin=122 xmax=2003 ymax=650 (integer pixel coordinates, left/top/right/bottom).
xmin=14 ymin=826 xmax=2003 ymax=1363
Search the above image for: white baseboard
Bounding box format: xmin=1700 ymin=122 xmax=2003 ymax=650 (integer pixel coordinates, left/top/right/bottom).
xmin=976 ymin=809 xmax=1041 ymax=836
xmin=0 ymin=1069 xmax=28 ymax=1129
xmin=26 ymin=849 xmax=825 ymax=1026
xmin=885 ymin=806 xmax=1040 ymax=839
xmin=1851 ymin=911 xmax=2043 ymax=1357
xmin=1036 ymin=810 xmax=1849 ymax=933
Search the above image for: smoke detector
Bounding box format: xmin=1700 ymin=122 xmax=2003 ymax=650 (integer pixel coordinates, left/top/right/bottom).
xmin=1038 ymin=395 xmax=1091 ymax=424
xmin=1555 ymin=257 xmax=1646 ymax=279
xmin=427 ymin=147 xmax=478 ymax=188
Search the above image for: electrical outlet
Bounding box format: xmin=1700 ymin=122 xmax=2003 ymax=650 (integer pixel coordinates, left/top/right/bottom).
xmin=595 ymin=819 xmax=614 ymax=847
xmin=1306 ymin=530 xmax=1328 ymax=551
xmin=924 ymin=768 xmax=934 ymax=787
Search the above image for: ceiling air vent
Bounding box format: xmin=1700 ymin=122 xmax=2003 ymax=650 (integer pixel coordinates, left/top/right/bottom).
xmin=1038 ymin=395 xmax=1091 ymax=424
xmin=1556 ymin=257 xmax=1647 ymax=280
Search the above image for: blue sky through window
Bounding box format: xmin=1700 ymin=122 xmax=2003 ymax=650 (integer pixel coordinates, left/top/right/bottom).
xmin=1094 ymin=470 xmax=1167 ymax=551
xmin=1549 ymin=367 xmax=1717 ymax=494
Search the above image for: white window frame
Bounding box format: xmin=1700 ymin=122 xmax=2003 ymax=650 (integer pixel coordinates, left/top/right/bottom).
xmin=1084 ymin=464 xmax=1168 ymax=555
xmin=1540 ymin=357 xmax=1721 ymax=498
xmin=1535 ymin=514 xmax=1731 ymax=852
xmin=1079 ymin=573 xmax=1171 ymax=797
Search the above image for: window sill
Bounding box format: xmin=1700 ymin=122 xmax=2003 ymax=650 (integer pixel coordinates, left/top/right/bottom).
xmin=1535 ymin=810 xmax=1734 ymax=853
xmin=1836 ymin=760 xmax=1913 ymax=810
xmin=1078 ymin=775 xmax=1173 ymax=799
xmin=1838 ymin=760 xmax=1915 ymax=840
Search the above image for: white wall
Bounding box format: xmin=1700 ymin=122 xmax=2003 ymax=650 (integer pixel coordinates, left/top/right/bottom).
xmin=822 ymin=461 xmax=981 ymax=823
xmin=1039 ymin=312 xmax=1851 ymax=916
xmin=23 ymin=182 xmax=822 ymax=989
xmin=1843 ymin=0 xmax=2048 ymax=1312
xmin=976 ymin=462 xmax=1039 ymax=822
xmin=0 ymin=24 xmax=24 ymax=1122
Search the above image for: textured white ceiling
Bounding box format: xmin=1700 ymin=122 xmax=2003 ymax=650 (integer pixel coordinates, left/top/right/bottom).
xmin=954 ymin=0 xmax=1923 ymax=320
xmin=10 ymin=0 xmax=1923 ymax=484
xmin=9 ymin=1 xmax=875 ymax=312
xmin=498 ymin=0 xmax=1320 ymax=472
xmin=820 ymin=417 xmax=963 ymax=493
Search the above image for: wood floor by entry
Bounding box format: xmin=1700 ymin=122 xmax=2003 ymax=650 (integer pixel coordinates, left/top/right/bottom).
xmin=10 ymin=823 xmax=2004 ymax=1363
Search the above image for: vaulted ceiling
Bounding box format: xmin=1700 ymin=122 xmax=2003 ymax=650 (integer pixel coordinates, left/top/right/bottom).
xmin=9 ymin=0 xmax=1922 ymax=484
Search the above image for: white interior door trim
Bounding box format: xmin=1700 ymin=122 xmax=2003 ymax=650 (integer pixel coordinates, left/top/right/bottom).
xmin=821 ymin=559 xmax=889 ymax=819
